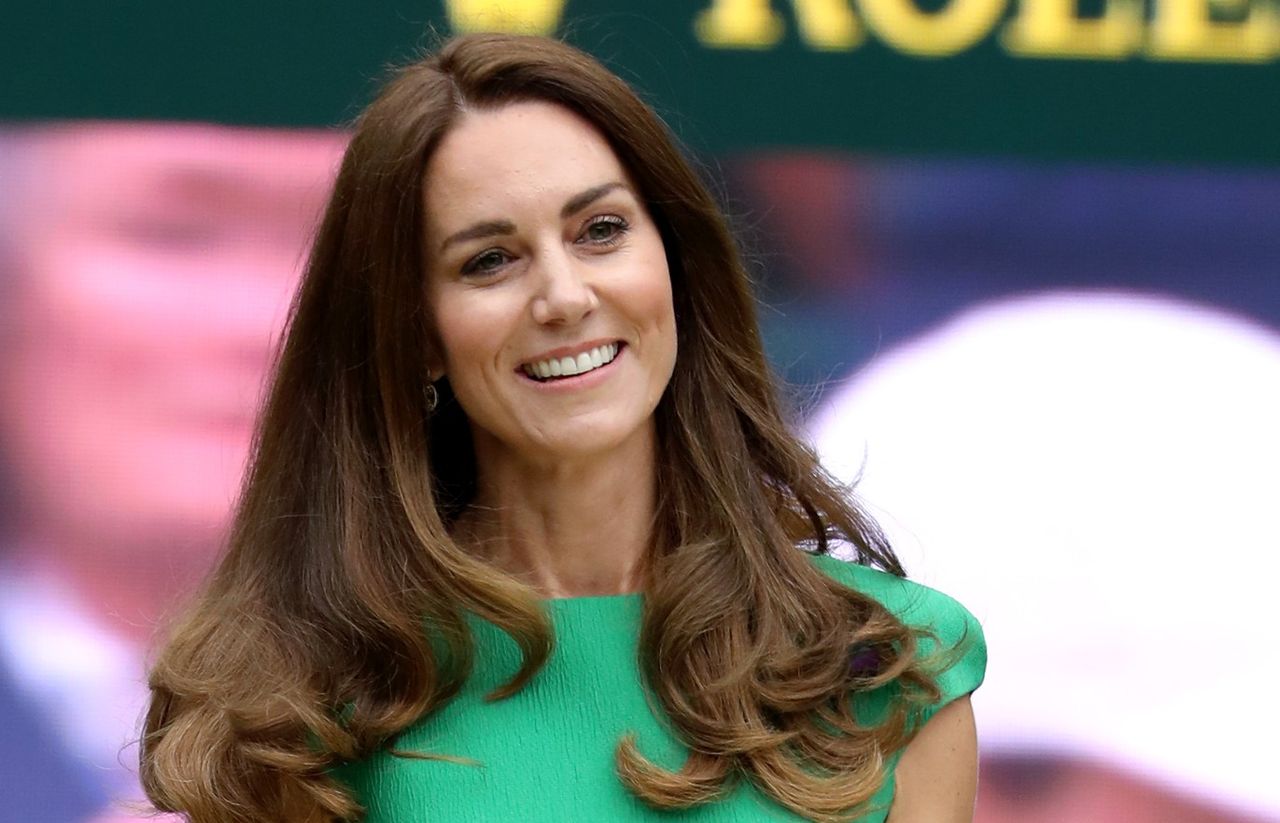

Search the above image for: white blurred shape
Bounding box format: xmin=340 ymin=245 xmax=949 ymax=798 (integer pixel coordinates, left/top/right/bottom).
xmin=809 ymin=290 xmax=1280 ymax=820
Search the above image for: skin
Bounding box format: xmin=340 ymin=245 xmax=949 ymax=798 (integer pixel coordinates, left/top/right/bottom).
xmin=889 ymin=697 xmax=979 ymax=822
xmin=421 ymin=101 xmax=677 ymax=598
xmin=0 ymin=123 xmax=345 ymax=641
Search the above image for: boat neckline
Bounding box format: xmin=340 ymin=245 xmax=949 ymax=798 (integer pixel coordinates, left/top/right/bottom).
xmin=542 ymin=591 xmax=644 ymax=605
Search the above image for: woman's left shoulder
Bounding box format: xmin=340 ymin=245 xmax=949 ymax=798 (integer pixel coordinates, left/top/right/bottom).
xmin=807 ymin=552 xmax=987 ymax=703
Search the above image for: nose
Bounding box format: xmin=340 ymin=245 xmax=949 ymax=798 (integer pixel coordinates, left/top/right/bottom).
xmin=530 ymin=246 xmax=598 ymax=326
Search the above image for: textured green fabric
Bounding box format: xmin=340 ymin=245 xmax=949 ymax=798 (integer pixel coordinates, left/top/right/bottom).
xmin=334 ymin=555 xmax=985 ymax=822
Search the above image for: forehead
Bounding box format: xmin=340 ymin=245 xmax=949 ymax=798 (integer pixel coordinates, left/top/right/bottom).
xmin=17 ymin=123 xmax=345 ymax=231
xmin=423 ymin=101 xmax=631 ymax=227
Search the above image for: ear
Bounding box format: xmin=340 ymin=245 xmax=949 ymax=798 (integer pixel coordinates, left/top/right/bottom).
xmin=423 ymin=326 xmax=447 ymax=381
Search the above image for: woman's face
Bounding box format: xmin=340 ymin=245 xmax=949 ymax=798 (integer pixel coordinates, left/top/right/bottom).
xmin=422 ymin=101 xmax=677 ymax=468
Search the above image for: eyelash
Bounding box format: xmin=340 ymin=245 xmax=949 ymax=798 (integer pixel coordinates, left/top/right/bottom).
xmin=459 ymin=215 xmax=631 ymax=276
xmin=578 ymin=214 xmax=630 ymax=247
xmin=461 ymin=249 xmax=510 ymax=276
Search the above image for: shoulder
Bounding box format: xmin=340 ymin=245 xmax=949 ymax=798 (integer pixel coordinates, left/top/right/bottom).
xmin=807 ymin=552 xmax=987 ymax=707
xmin=807 ymin=552 xmax=981 ymax=641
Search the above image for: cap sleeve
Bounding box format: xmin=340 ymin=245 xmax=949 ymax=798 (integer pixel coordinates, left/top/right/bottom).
xmin=809 ymin=552 xmax=987 ymax=719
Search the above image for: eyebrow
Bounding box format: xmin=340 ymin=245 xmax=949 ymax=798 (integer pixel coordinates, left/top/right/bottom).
xmin=437 ymin=181 xmax=630 ymax=254
xmin=438 ymin=219 xmax=516 ymax=254
xmin=560 ymin=181 xmax=627 ymax=219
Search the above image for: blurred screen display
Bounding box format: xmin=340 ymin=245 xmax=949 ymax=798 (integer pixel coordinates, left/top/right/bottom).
xmin=1 ymin=122 xmax=1276 ymax=822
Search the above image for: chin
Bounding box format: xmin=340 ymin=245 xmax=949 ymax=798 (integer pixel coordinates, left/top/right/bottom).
xmin=525 ymin=413 xmax=655 ymax=462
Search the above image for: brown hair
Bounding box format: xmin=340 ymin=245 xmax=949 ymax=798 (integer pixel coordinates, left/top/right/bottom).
xmin=141 ymin=33 xmax=939 ymax=823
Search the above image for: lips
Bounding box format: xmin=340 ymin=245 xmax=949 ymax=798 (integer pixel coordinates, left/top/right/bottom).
xmin=521 ymin=341 xmax=621 ymax=381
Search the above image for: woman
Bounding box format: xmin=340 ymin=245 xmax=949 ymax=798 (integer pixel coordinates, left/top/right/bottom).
xmin=141 ymin=33 xmax=984 ymax=823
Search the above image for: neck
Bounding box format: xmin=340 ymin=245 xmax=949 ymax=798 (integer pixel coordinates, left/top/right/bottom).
xmin=460 ymin=427 xmax=658 ymax=599
xmin=10 ymin=522 xmax=220 ymax=646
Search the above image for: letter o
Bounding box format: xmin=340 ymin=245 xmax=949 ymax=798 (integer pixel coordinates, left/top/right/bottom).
xmin=857 ymin=0 xmax=1008 ymax=55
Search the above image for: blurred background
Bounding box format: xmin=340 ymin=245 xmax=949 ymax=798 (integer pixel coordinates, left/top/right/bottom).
xmin=2 ymin=3 xmax=1277 ymax=822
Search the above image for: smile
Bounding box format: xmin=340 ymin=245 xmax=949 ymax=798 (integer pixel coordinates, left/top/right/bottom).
xmin=521 ymin=342 xmax=621 ymax=381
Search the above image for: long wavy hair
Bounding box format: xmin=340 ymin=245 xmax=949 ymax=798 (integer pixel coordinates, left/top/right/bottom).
xmin=141 ymin=33 xmax=940 ymax=823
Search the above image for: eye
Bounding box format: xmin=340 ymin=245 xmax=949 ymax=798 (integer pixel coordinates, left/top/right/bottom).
xmin=116 ymin=215 xmax=223 ymax=251
xmin=578 ymin=215 xmax=629 ymax=246
xmin=461 ymin=248 xmax=511 ymax=276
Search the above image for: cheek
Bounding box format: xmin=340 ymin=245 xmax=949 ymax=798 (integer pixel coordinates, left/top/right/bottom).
xmin=619 ymin=255 xmax=678 ymax=403
xmin=620 ymin=236 xmax=675 ymax=327
xmin=637 ymin=261 xmax=677 ymax=352
xmin=432 ymin=289 xmax=515 ymax=383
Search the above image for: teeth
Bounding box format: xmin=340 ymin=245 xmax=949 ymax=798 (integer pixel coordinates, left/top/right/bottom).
xmin=523 ymin=343 xmax=619 ymax=381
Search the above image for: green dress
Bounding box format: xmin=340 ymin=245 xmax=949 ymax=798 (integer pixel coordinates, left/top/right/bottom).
xmin=334 ymin=555 xmax=986 ymax=822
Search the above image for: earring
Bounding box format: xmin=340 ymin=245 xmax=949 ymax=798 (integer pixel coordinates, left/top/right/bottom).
xmin=425 ymin=381 xmax=439 ymax=412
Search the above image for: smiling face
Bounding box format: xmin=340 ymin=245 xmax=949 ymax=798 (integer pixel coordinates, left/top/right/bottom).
xmin=1 ymin=123 xmax=344 ymax=563
xmin=422 ymin=101 xmax=677 ymax=470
